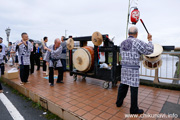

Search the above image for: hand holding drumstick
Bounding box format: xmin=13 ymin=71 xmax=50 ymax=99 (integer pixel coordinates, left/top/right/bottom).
xmin=147 ymin=34 xmax=152 ymax=42
xmin=140 ymin=19 xmax=152 ymax=42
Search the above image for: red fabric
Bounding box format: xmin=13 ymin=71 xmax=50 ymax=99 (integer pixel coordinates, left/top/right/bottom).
xmin=97 ymin=47 xmax=100 ymax=59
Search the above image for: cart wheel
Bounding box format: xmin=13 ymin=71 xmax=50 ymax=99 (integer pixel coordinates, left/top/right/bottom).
xmin=82 ymin=76 xmax=86 ymax=80
xmin=73 ymin=75 xmax=77 ymax=81
xmin=103 ymin=82 xmax=109 ymax=89
xmin=112 ymin=83 xmax=116 ymax=87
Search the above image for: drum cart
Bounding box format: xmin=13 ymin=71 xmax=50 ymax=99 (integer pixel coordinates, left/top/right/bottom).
xmin=66 ymin=35 xmax=121 ymax=89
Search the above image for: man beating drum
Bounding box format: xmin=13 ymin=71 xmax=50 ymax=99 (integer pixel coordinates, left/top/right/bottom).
xmin=44 ymin=38 xmax=64 ymax=86
xmin=116 ymin=26 xmax=154 ymax=114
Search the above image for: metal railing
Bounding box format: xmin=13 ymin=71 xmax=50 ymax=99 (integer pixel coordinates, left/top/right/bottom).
xmin=65 ymin=48 xmax=180 ymax=84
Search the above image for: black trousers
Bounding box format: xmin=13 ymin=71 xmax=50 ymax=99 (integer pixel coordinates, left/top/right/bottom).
xmin=0 ymin=82 xmax=2 ymax=90
xmin=43 ymin=60 xmax=46 ymax=71
xmin=0 ymin=65 xmax=2 ymax=90
xmin=30 ymin=56 xmax=34 ymax=73
xmin=49 ymin=67 xmax=63 ymax=84
xmin=61 ymin=59 xmax=66 ymax=71
xmin=20 ymin=65 xmax=29 ymax=83
xmin=116 ymin=83 xmax=139 ymax=113
xmin=1 ymin=64 xmax=4 ymax=75
xmin=15 ymin=55 xmax=18 ymax=63
xmin=35 ymin=58 xmax=40 ymax=70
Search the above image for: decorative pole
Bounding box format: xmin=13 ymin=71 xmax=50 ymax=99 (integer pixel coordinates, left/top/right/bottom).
xmin=5 ymin=27 xmax=11 ymax=47
xmin=126 ymin=0 xmax=139 ymax=39
xmin=126 ymin=0 xmax=131 ymax=39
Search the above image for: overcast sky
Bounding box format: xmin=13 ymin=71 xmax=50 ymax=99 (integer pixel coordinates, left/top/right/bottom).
xmin=0 ymin=0 xmax=180 ymax=47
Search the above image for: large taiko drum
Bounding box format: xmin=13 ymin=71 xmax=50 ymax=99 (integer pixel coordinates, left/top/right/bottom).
xmin=73 ymin=46 xmax=94 ymax=72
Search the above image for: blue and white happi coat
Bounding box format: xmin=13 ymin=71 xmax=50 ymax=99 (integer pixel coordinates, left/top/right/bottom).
xmin=120 ymin=36 xmax=154 ymax=87
xmin=44 ymin=45 xmax=63 ymax=68
xmin=60 ymin=41 xmax=67 ymax=59
xmin=13 ymin=40 xmax=33 ymax=65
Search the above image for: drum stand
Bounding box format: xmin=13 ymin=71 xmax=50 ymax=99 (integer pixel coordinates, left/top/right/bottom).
xmin=66 ymin=35 xmax=121 ymax=89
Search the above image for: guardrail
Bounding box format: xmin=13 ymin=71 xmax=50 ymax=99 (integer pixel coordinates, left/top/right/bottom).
xmin=66 ymin=48 xmax=180 ymax=84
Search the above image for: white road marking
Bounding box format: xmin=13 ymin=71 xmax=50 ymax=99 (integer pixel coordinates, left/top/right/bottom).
xmin=0 ymin=93 xmax=24 ymax=120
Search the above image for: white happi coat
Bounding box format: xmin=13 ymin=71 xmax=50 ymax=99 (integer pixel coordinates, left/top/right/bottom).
xmin=13 ymin=40 xmax=33 ymax=65
xmin=42 ymin=42 xmax=48 ymax=60
xmin=120 ymin=36 xmax=154 ymax=87
xmin=0 ymin=52 xmax=4 ymax=64
xmin=0 ymin=43 xmax=6 ymax=56
xmin=44 ymin=45 xmax=62 ymax=68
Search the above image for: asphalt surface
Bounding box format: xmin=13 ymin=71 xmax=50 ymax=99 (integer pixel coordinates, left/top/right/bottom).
xmin=160 ymin=101 xmax=180 ymax=118
xmin=0 ymin=99 xmax=13 ymax=120
xmin=0 ymin=84 xmax=52 ymax=120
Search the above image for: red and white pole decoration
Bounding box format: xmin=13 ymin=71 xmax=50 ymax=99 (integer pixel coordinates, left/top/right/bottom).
xmin=130 ymin=8 xmax=140 ymax=25
xmin=126 ymin=0 xmax=139 ymax=38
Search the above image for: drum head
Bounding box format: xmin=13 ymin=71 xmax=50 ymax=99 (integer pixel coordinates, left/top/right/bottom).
xmin=73 ymin=48 xmax=91 ymax=72
xmin=146 ymin=44 xmax=163 ymax=57
xmin=143 ymin=55 xmax=161 ymax=62
xmin=66 ymin=38 xmax=74 ymax=50
xmin=92 ymin=31 xmax=103 ymax=46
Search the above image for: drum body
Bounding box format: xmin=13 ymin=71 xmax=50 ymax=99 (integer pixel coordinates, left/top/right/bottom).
xmin=143 ymin=55 xmax=162 ymax=70
xmin=73 ymin=46 xmax=94 ymax=72
xmin=142 ymin=44 xmax=163 ymax=70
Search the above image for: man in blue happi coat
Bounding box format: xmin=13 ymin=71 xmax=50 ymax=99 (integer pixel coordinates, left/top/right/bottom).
xmin=116 ymin=26 xmax=154 ymax=114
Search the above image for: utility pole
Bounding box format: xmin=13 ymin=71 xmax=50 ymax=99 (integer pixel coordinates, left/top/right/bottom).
xmin=65 ymin=30 xmax=67 ymax=38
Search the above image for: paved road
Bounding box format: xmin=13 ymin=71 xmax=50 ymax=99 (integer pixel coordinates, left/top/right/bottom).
xmin=0 ymin=99 xmax=13 ymax=120
xmin=0 ymin=84 xmax=53 ymax=120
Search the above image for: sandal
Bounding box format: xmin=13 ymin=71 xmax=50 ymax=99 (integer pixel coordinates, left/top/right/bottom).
xmin=20 ymin=83 xmax=24 ymax=85
xmin=0 ymin=90 xmax=3 ymax=93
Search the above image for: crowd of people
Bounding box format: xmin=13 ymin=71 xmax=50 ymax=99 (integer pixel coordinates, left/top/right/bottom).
xmin=0 ymin=32 xmax=68 ymax=93
xmin=0 ymin=27 xmax=154 ymax=115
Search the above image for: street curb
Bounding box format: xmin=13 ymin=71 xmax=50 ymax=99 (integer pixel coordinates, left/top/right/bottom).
xmin=1 ymin=77 xmax=85 ymax=120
